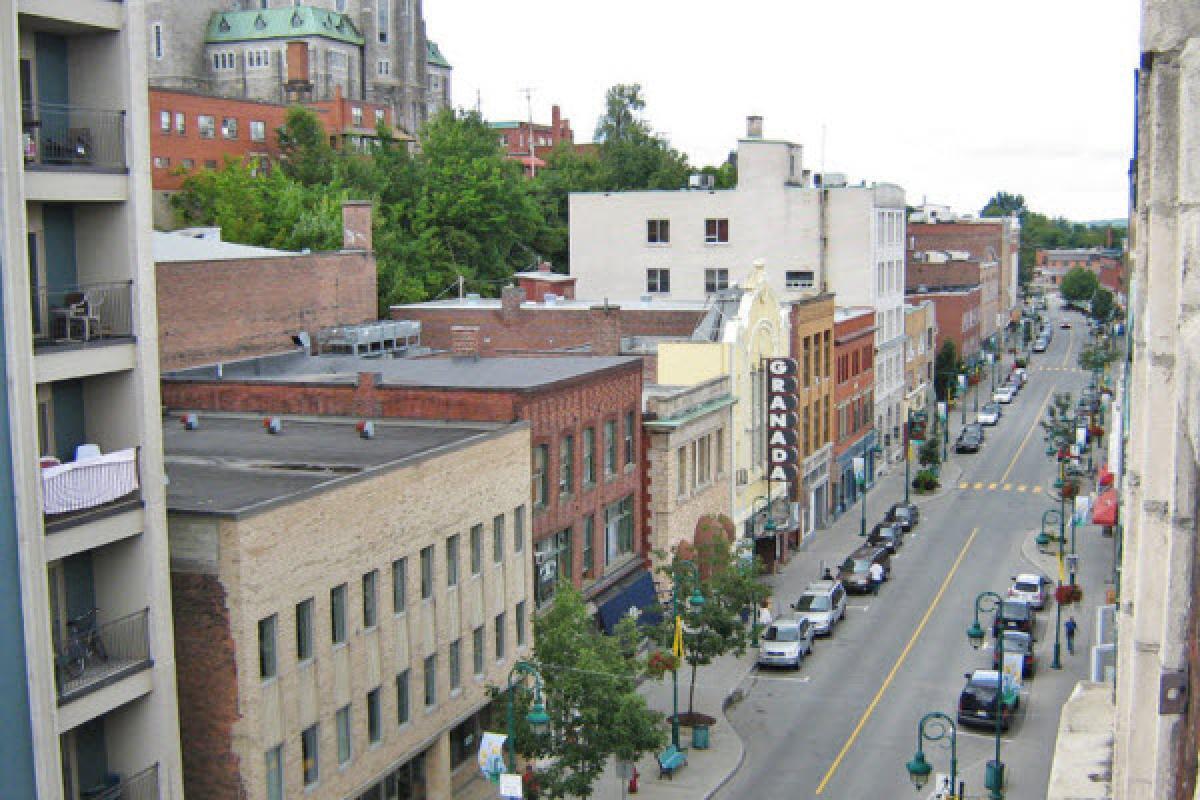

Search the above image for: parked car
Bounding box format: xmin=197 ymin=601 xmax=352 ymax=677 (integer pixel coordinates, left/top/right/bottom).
xmin=955 ymin=428 xmax=983 ymax=453
xmin=1060 ymin=321 xmax=1072 ymax=329
xmin=993 ymin=386 xmax=1016 ymax=404
xmin=791 ymin=580 xmax=847 ymax=636
xmin=958 ymin=669 xmax=1020 ymax=730
xmin=977 ymin=402 xmax=1002 ymax=426
xmin=884 ymin=502 xmax=920 ymax=531
xmin=1008 ymin=573 xmax=1050 ymax=610
xmin=964 ymin=422 xmax=985 ymax=440
xmin=992 ymin=630 xmax=1036 ymax=678
xmin=1011 ymin=367 xmax=1029 ymax=386
xmin=757 ymin=617 xmax=815 ymax=670
xmin=991 ymin=599 xmax=1036 ymax=638
xmin=866 ymin=522 xmax=903 ymax=554
xmin=837 ymin=545 xmax=891 ymax=594
xmin=1032 ymin=339 xmax=1048 ymax=353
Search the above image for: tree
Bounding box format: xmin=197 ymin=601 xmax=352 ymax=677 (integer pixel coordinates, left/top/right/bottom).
xmin=918 ymin=436 xmax=941 ymax=469
xmin=980 ymin=191 xmax=1027 ymax=218
xmin=933 ymin=340 xmax=962 ymax=402
xmin=1090 ymin=287 xmax=1115 ymax=320
xmin=497 ymin=586 xmax=664 ymax=799
xmin=1059 ymin=267 xmax=1101 ymax=307
xmin=594 ymin=84 xmax=648 ymax=144
xmin=276 ymin=106 xmax=337 ymax=187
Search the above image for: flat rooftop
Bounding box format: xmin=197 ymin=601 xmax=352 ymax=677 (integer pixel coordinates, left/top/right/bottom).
xmin=164 ymin=414 xmax=512 ymax=516
xmin=164 ymin=351 xmax=641 ymax=390
xmin=394 ymin=297 xmax=709 ymax=312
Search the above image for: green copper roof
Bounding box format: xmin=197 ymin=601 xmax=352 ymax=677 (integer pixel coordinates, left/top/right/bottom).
xmin=427 ymin=40 xmax=451 ymax=69
xmin=206 ymin=6 xmax=364 ymax=46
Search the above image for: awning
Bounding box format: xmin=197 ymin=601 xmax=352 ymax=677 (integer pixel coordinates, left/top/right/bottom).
xmin=594 ymin=569 xmax=663 ymax=634
xmin=1092 ymin=488 xmax=1119 ymax=526
xmin=1097 ymin=466 xmax=1114 ymax=488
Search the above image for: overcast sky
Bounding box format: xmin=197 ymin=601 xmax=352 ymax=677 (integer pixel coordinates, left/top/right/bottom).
xmin=427 ymin=0 xmax=1139 ymax=221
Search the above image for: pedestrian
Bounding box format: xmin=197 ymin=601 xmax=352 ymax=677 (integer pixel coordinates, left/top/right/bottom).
xmin=869 ymin=562 xmax=885 ymax=594
xmin=1065 ymin=616 xmax=1078 ymax=655
xmin=757 ymin=600 xmax=773 ymax=629
xmin=822 ymin=566 xmax=834 ymax=581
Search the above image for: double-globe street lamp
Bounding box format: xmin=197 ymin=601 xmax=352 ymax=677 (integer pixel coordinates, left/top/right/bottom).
xmin=967 ymin=591 xmax=1009 ymax=800
xmin=670 ymin=560 xmax=706 ymax=749
xmin=905 ymin=711 xmax=960 ymax=797
xmin=857 ymin=445 xmax=884 ymax=537
xmin=505 ymin=661 xmax=552 ymax=776
xmin=1036 ymin=508 xmax=1067 ymax=670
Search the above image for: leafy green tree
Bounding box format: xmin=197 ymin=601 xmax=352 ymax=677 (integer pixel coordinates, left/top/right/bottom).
xmin=497 ymin=586 xmax=664 ymax=799
xmin=1059 ymin=267 xmax=1101 ymax=307
xmin=918 ymin=436 xmax=942 ymax=468
xmin=1090 ymin=287 xmax=1115 ymax=320
xmin=933 ymin=340 xmax=962 ymax=402
xmin=276 ymin=106 xmax=338 ymax=186
xmin=699 ymin=158 xmax=738 ymax=189
xmin=1079 ymin=342 xmax=1117 ymax=373
xmin=980 ymin=191 xmax=1027 ymax=218
xmin=594 ymin=83 xmax=649 ymax=144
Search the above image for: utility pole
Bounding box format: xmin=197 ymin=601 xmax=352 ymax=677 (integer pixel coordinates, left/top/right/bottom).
xmin=521 ymin=87 xmax=536 ymax=177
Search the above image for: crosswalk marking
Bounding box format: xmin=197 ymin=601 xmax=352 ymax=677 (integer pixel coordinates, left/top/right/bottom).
xmin=1017 ymin=485 xmax=1027 ymax=492
xmin=988 ymin=482 xmax=998 ymax=490
xmin=959 ymin=481 xmax=969 ymax=489
xmin=1003 ymin=483 xmax=1012 ymax=491
xmin=1032 ymin=486 xmax=1043 ymax=494
xmin=974 ymin=482 xmax=984 ymax=490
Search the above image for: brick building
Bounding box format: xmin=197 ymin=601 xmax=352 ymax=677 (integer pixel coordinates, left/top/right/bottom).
xmin=160 ymin=352 xmax=654 ymax=630
xmin=904 ymin=301 xmax=937 ymax=425
xmin=906 ymin=212 xmax=1021 ymax=324
xmin=165 ymin=415 xmax=532 ymax=800
xmin=905 ymin=251 xmax=999 ymax=350
xmin=1035 ymin=247 xmax=1125 ymax=296
xmin=905 ymin=285 xmax=983 ymax=364
xmin=788 ymin=293 xmax=835 ymax=535
xmin=490 ymin=104 xmax=575 ymax=176
xmin=154 ymin=201 xmax=378 ymax=371
xmin=831 ymin=308 xmax=878 ymax=517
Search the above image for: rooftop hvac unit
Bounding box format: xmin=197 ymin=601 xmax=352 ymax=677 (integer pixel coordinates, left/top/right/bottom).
xmin=688 ymin=173 xmax=715 ymax=190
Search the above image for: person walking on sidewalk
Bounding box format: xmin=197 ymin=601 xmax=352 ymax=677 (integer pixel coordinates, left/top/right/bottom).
xmin=757 ymin=600 xmax=773 ymax=629
xmin=869 ymin=562 xmax=885 ymax=594
xmin=1065 ymin=616 xmax=1078 ymax=655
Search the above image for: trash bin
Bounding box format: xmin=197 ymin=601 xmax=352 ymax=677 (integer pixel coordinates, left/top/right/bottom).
xmin=691 ymin=724 xmax=710 ymax=750
xmin=985 ymin=759 xmax=1005 ymax=790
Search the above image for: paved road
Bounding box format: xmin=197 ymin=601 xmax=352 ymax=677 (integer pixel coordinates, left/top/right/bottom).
xmin=720 ymin=308 xmax=1111 ymax=800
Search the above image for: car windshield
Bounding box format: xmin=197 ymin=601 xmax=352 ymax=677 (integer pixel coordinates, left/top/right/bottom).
xmin=764 ymin=624 xmax=800 ymax=642
xmin=893 ymin=507 xmax=911 ymax=520
xmin=851 ymin=559 xmax=872 ymax=572
xmin=983 ymin=404 xmax=999 ymax=413
xmin=1001 ymin=633 xmax=1031 ymax=652
xmin=795 ymin=594 xmax=830 ymax=612
xmin=1014 ymin=581 xmax=1040 ymax=593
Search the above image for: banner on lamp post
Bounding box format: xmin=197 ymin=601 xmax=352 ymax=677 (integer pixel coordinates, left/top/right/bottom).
xmin=852 ymin=456 xmax=866 ymax=489
xmin=766 ymin=358 xmax=800 ymax=488
xmin=937 ymin=401 xmax=947 ymax=421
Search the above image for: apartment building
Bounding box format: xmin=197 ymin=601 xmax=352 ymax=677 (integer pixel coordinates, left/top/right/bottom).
xmin=165 ymin=415 xmax=531 ymax=799
xmin=788 ymin=293 xmax=836 ymax=535
xmin=906 ymin=285 xmax=983 ymax=363
xmin=490 ymin=104 xmax=575 ymax=176
xmin=0 ymin=1 xmax=184 ymax=797
xmin=904 ymin=250 xmax=999 ymax=349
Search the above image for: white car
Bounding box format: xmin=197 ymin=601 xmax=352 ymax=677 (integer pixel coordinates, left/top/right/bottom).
xmin=757 ymin=617 xmax=815 ymax=670
xmin=993 ymin=386 xmax=1016 ymax=404
xmin=1008 ymin=573 xmax=1050 ymax=610
xmin=791 ymin=580 xmax=847 ymax=636
xmin=977 ymin=403 xmax=1001 ymax=426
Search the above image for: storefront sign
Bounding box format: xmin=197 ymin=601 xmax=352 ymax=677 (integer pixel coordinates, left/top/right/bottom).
xmin=766 ymin=358 xmax=799 ymax=484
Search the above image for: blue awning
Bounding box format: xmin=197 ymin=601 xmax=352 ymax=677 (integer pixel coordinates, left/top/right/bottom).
xmin=594 ymin=570 xmax=663 ymax=634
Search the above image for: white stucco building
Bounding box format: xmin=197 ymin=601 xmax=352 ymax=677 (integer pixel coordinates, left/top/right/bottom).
xmin=569 ymin=117 xmax=907 ymax=461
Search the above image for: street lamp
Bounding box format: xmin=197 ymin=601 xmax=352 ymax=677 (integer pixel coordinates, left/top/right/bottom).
xmin=959 ymin=373 xmax=968 ymax=424
xmin=506 ymin=661 xmax=552 ymax=774
xmin=670 ymin=561 xmax=705 ymax=749
xmin=967 ymin=591 xmax=1007 ymax=800
xmin=858 ymin=445 xmax=884 ymax=537
xmin=1039 ymin=508 xmax=1065 ymax=670
xmin=906 ymin=712 xmax=959 ymax=796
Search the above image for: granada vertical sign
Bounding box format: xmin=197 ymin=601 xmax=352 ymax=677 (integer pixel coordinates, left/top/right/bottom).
xmin=766 ymin=358 xmax=799 ymax=485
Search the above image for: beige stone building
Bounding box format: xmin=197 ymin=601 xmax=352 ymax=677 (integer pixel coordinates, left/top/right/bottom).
xmin=164 ymin=414 xmax=532 ymax=800
xmin=643 ymin=376 xmax=735 ymax=565
xmin=903 ymin=301 xmax=936 ymax=426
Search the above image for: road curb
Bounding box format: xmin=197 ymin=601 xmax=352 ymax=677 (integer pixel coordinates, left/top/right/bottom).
xmin=704 ymin=665 xmax=755 ymax=799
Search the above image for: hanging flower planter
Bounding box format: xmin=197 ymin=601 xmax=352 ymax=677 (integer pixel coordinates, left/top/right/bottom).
xmin=1090 ymin=425 xmax=1105 ymax=439
xmin=646 ymin=650 xmax=679 ymax=679
xmin=1061 ymin=481 xmax=1079 ymax=500
xmin=1056 ymin=584 xmax=1083 ymax=604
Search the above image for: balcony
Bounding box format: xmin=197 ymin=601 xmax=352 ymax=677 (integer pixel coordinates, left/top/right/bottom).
xmin=77 ymin=764 xmax=159 ymax=800
xmin=22 ymin=103 xmax=128 ymax=201
xmin=33 ymin=281 xmax=136 ymax=380
xmin=42 ymin=447 xmax=143 ymax=561
xmin=55 ymin=607 xmax=151 ymax=706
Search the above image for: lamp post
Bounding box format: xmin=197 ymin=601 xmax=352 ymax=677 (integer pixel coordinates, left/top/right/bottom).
xmin=905 ymin=712 xmax=959 ymax=797
xmin=967 ymin=591 xmax=1007 ymax=799
xmin=959 ymin=373 xmax=968 ymax=425
xmin=506 ymin=661 xmax=551 ymax=775
xmin=1041 ymin=508 xmax=1065 ymax=670
xmin=858 ymin=445 xmax=883 ymax=537
xmin=987 ymin=350 xmax=996 ymax=396
xmin=670 ymin=561 xmax=705 ymax=749
xmin=903 ymin=408 xmax=914 ymax=506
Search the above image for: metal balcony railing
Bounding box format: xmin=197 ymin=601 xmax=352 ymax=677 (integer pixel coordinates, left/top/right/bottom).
xmin=22 ymin=102 xmax=127 ymax=171
xmin=81 ymin=764 xmax=159 ymax=800
xmin=55 ymin=607 xmax=152 ymax=705
xmin=32 ymin=280 xmax=134 ymax=347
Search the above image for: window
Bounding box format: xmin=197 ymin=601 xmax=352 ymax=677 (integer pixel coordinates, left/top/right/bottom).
xmin=336 ymin=705 xmax=352 ymax=765
xmin=181 ymin=158 xmax=195 ymax=170
xmin=694 ymin=434 xmax=712 ymax=487
xmin=516 ymin=601 xmax=527 ymax=648
xmin=470 ymin=524 xmax=482 ymax=576
xmin=786 ymin=270 xmax=816 ymax=290
xmin=447 ymin=535 xmax=460 ymax=587
xmin=212 ymin=51 xmax=236 ymax=70
xmin=204 ymin=159 xmax=217 ymax=170
xmin=420 ymin=546 xmax=433 ymax=599
xmin=646 ymin=268 xmax=671 ymax=294
xmin=533 ymin=444 xmax=549 ymax=507
xmin=582 ymin=515 xmax=594 ymax=578
xmin=375 ymin=108 xmax=386 ymax=124
xmin=396 ymin=670 xmax=410 ymax=724
xmin=624 ymin=411 xmax=636 ymax=466
xmin=265 ymin=745 xmax=283 ymax=800
xmin=174 ymin=112 xmax=185 ymax=134
xmin=495 ymin=612 xmax=506 ymax=661
xmin=705 ymin=268 xmax=729 ymax=293
xmin=704 ymin=218 xmax=729 ymax=243
xmin=605 ymin=496 xmax=635 ymax=563
xmin=152 ymin=23 xmax=164 ymax=60
xmin=392 ymin=558 xmax=406 ymax=613
xmin=377 ymin=60 xmax=391 ymax=77
xmin=559 ymin=435 xmax=574 ymax=495
xmin=331 ymin=584 xmax=347 ymax=644
xmin=491 ymin=515 xmax=506 ymax=564
xmin=423 ymin=654 xmax=437 ymax=707
xmin=247 ymin=49 xmax=270 ymax=68
xmin=198 ymin=115 xmax=216 ymax=139
xmin=301 ymin=725 xmax=319 ymax=786
xmin=514 ymin=505 xmax=525 ymax=552
xmin=377 ymin=0 xmax=390 ymax=42
xmin=367 ymin=688 xmax=381 ymax=744
xmin=535 ymin=528 xmax=572 ymax=607
xmin=250 ymin=120 xmax=266 ymax=142
xmin=716 ymin=428 xmax=725 ymax=475
xmin=604 ymin=420 xmax=617 ymax=476
xmin=153 ymin=156 xmax=170 ymax=169
xmin=677 ymin=446 xmax=688 ymax=495
xmin=646 ymin=219 xmax=670 ymax=244
xmin=159 ymin=111 xmax=170 ymax=133
xmin=221 ymin=117 xmax=238 ymax=139
xmin=473 ymin=626 xmax=485 ymax=675
xmin=258 ymin=614 xmax=277 ymax=679
xmin=363 ymin=570 xmax=378 ymax=628
xmin=582 ymin=428 xmax=596 ymax=485
xmin=449 ymin=639 xmax=461 ymax=690
xmin=296 ymin=598 xmax=313 ymax=661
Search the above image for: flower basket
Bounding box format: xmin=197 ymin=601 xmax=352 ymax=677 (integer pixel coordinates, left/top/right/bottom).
xmin=1061 ymin=481 xmax=1079 ymax=500
xmin=646 ymin=650 xmax=679 ymax=679
xmin=1055 ymin=584 xmax=1082 ymax=605
xmin=1089 ymin=425 xmax=1105 ymax=439
xmin=968 ymin=374 xmax=981 ymax=386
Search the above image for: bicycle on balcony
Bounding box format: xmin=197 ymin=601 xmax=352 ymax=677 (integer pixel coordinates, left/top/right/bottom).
xmin=58 ymin=608 xmax=108 ymax=681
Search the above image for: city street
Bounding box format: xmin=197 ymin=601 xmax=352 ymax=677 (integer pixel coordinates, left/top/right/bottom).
xmin=720 ymin=307 xmax=1111 ymax=800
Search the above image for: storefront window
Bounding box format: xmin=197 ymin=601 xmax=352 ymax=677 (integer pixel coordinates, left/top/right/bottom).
xmin=604 ymin=496 xmax=634 ymax=564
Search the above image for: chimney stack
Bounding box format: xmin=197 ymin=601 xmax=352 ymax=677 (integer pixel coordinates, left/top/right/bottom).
xmin=342 ymin=200 xmax=373 ymax=251
xmin=501 ymin=285 xmax=526 ymax=322
xmin=746 ymin=115 xmax=764 ymax=139
xmin=451 ymin=325 xmax=481 ymax=360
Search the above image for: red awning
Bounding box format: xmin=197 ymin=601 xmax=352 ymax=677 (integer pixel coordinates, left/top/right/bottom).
xmin=1097 ymin=466 xmax=1114 ymax=488
xmin=1093 ymin=488 xmax=1119 ymax=526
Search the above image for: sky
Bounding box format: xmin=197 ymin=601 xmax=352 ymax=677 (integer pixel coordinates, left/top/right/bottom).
xmin=427 ymin=0 xmax=1140 ymax=221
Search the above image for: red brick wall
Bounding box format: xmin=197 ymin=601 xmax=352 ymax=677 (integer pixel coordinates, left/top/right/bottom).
xmin=906 ymin=288 xmax=982 ymax=359
xmin=908 ymin=221 xmax=1005 ymax=262
xmin=172 ymin=572 xmax=245 ymax=800
xmin=905 ymin=260 xmax=983 ymax=290
xmin=156 ymin=250 xmax=377 ymax=371
xmin=832 ymin=313 xmax=876 ymax=462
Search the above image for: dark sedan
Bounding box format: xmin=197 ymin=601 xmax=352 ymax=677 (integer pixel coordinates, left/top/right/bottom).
xmin=866 ymin=522 xmax=902 ymax=554
xmin=955 ymin=429 xmax=983 ymax=453
xmin=884 ymin=502 xmax=920 ymax=531
xmin=991 ymin=599 xmax=1036 ymax=638
xmin=957 ymin=670 xmax=1019 ymax=731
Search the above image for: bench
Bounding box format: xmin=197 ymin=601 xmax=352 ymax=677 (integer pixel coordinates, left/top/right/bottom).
xmin=657 ymin=744 xmax=688 ymax=779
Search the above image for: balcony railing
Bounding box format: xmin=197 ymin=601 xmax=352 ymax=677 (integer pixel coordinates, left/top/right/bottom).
xmin=42 ymin=447 xmax=142 ymax=532
xmin=32 ymin=280 xmax=134 ymax=348
xmin=55 ymin=607 xmax=152 ymax=705
xmin=81 ymin=764 xmax=159 ymax=800
xmin=22 ymin=102 xmax=127 ymax=171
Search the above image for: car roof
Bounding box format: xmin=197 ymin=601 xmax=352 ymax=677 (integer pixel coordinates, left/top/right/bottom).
xmin=1014 ymin=573 xmax=1043 ymax=583
xmin=969 ymin=669 xmax=1001 ymax=683
xmin=803 ymin=580 xmax=839 ymax=593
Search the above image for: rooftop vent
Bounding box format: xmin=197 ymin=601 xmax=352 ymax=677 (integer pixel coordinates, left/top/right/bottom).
xmin=746 ymin=115 xmax=763 ymax=139
xmin=263 ymin=417 xmax=283 ymax=435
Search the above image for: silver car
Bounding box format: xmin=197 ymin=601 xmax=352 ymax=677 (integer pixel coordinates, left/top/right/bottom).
xmin=757 ymin=617 xmax=815 ymax=670
xmin=791 ymin=580 xmax=847 ymax=636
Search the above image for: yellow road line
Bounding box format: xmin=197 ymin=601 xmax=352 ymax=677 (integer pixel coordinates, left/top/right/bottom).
xmin=959 ymin=481 xmax=969 ymax=489
xmin=999 ymin=390 xmax=1054 ymax=484
xmin=814 ymin=527 xmax=980 ymax=795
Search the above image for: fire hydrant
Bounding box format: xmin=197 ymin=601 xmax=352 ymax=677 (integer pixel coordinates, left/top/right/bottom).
xmin=628 ymin=765 xmax=640 ymax=793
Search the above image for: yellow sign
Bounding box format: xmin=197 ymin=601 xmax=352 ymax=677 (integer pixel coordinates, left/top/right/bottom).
xmin=672 ymin=615 xmax=683 ymax=658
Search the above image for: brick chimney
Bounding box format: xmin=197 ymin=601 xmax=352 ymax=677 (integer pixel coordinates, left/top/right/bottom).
xmin=501 ymin=285 xmax=526 ymax=322
xmin=589 ymin=303 xmax=621 ymax=356
xmin=551 ymin=104 xmax=561 ymax=143
xmin=451 ymin=325 xmax=481 ymax=360
xmin=342 ymin=201 xmax=373 ymax=251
